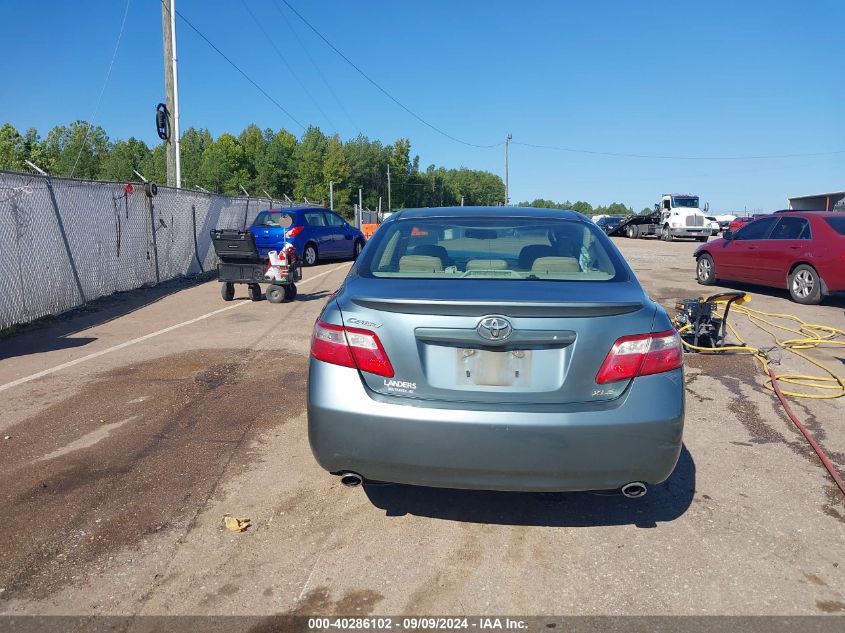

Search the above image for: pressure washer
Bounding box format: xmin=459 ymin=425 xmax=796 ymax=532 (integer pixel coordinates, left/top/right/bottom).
xmin=673 ymin=291 xmax=749 ymax=350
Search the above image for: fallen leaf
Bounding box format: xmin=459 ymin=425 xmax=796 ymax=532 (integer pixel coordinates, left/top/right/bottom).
xmin=223 ymin=514 xmax=251 ymax=533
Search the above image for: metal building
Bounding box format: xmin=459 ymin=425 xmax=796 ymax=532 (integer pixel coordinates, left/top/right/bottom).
xmin=788 ymin=190 xmax=845 ymax=211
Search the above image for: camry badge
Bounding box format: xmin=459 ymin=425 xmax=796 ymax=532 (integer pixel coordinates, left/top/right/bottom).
xmin=477 ymin=316 xmax=513 ymax=341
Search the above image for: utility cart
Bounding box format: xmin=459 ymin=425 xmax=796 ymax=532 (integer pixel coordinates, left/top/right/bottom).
xmin=210 ymin=228 xmax=301 ymax=303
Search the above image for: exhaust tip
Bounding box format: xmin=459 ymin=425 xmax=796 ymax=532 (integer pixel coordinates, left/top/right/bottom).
xmin=621 ymin=482 xmax=647 ymax=499
xmin=339 ymin=472 xmax=363 ymax=488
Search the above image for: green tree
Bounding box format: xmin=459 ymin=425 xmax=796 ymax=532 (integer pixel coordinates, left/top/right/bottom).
xmin=0 ymin=123 xmax=26 ymax=171
xmin=595 ymin=202 xmax=632 ymax=215
xmin=344 ymin=134 xmax=389 ymax=210
xmin=21 ymin=128 xmax=51 ymax=172
xmin=238 ymin=124 xmax=268 ymax=193
xmin=140 ymin=142 xmax=167 ymax=185
xmin=43 ymin=120 xmax=110 ymax=178
xmin=2 ymin=120 xmax=558 ymax=213
xmin=199 ymin=133 xmax=245 ymax=194
xmin=518 ymin=198 xmax=559 ymax=209
xmin=446 ymin=168 xmax=505 ymax=206
xmin=323 ymin=134 xmax=352 ymax=212
xmin=100 ymin=137 xmax=151 ymax=182
xmin=261 ymin=129 xmax=297 ymax=198
xmin=180 ymin=127 xmax=212 ymax=189
xmin=388 ymin=138 xmax=411 ymax=208
xmin=293 ymin=126 xmax=327 ymax=202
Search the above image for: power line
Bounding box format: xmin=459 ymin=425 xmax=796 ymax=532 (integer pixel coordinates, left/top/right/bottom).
xmin=160 ymin=0 xmax=304 ymax=130
xmin=270 ymin=0 xmax=361 ymax=135
xmin=70 ymin=0 xmax=131 ymax=177
xmin=510 ymin=140 xmax=845 ymax=161
xmin=238 ymin=0 xmax=337 ymax=133
xmin=278 ymin=0 xmax=501 ymax=149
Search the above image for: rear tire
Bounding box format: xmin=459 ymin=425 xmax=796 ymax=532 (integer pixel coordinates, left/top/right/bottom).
xmin=220 ymin=282 xmax=235 ymax=301
xmin=353 ymin=239 xmax=364 ymax=260
xmin=627 ymin=225 xmax=636 ymax=238
xmin=789 ymin=265 xmax=822 ymax=305
xmin=303 ymin=243 xmax=318 ymax=267
xmin=248 ymin=283 xmax=262 ymax=301
xmin=266 ymin=285 xmax=285 ymax=304
xmin=696 ymin=254 xmax=716 ymax=285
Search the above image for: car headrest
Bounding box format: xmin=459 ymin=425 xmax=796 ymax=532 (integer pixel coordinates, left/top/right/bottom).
xmin=398 ymin=255 xmax=444 ymax=273
xmin=411 ymin=244 xmax=449 ymax=264
xmin=518 ymin=244 xmax=554 ymax=269
xmin=466 ymin=259 xmax=508 ymax=271
xmin=531 ymin=257 xmax=581 ymax=274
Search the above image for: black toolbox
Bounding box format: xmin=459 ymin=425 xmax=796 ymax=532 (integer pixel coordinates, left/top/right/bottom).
xmin=210 ymin=228 xmax=301 ymax=304
xmin=210 ymin=229 xmax=262 ymax=263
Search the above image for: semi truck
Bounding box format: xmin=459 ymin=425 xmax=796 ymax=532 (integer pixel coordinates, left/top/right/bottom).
xmin=609 ymin=193 xmax=711 ymax=242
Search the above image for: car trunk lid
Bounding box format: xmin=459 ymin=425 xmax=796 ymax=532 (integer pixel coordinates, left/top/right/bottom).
xmin=337 ymin=277 xmax=656 ymax=406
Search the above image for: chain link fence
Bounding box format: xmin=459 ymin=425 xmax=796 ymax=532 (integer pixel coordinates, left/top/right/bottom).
xmin=354 ymin=206 xmax=379 ymax=226
xmin=0 ymin=170 xmax=307 ymax=330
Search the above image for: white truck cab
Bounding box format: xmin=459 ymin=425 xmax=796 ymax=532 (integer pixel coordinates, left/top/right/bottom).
xmin=655 ymin=194 xmax=710 ymax=242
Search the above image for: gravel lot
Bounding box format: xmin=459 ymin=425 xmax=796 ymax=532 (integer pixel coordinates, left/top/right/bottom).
xmin=0 ymin=236 xmax=843 ymax=618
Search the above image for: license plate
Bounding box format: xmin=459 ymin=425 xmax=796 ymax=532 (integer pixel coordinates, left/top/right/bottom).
xmin=457 ymin=348 xmax=532 ymax=387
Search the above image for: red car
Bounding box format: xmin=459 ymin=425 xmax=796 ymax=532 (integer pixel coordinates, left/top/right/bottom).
xmin=694 ymin=212 xmax=845 ymax=304
xmin=727 ymin=213 xmax=770 ymax=233
xmin=728 ymin=216 xmax=752 ymax=232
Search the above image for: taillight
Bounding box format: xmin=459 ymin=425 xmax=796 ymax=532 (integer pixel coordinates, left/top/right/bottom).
xmin=286 ymin=225 xmax=304 ymax=238
xmin=310 ymin=321 xmax=394 ymax=378
xmin=595 ymin=329 xmax=683 ymax=384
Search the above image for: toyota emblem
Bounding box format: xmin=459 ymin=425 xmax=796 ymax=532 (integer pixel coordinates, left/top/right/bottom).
xmin=477 ymin=316 xmax=513 ymax=341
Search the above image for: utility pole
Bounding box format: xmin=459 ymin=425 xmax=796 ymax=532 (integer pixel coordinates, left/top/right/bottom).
xmin=329 ymin=181 xmax=334 ymax=210
xmin=505 ymin=133 xmax=512 ymax=205
xmin=162 ymin=0 xmax=181 ymax=188
xmin=387 ymin=163 xmax=391 ymax=213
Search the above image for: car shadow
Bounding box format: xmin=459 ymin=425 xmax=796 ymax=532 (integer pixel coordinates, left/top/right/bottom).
xmin=294 ymin=290 xmax=333 ymax=302
xmin=362 ymin=445 xmax=695 ymax=528
xmin=711 ymin=280 xmax=845 ymax=308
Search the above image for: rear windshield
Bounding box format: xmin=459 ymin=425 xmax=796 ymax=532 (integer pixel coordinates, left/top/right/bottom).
xmin=253 ymin=211 xmax=294 ymax=228
xmin=825 ymin=217 xmax=845 ymax=236
xmin=360 ymin=217 xmax=625 ymax=281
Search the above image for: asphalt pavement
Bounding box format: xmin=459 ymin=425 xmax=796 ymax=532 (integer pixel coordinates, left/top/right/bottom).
xmin=0 ymin=238 xmax=843 ymax=617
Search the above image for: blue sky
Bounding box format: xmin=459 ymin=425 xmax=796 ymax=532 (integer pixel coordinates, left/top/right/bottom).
xmin=1 ymin=0 xmax=843 ymax=212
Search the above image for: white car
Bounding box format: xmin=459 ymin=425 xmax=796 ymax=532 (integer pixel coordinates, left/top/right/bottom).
xmin=705 ymin=216 xmax=720 ymax=236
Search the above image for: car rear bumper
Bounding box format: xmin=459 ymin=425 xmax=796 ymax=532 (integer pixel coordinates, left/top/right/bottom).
xmin=307 ymin=360 xmax=685 ymax=492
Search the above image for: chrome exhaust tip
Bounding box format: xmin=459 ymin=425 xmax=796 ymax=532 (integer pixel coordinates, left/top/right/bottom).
xmin=339 ymin=472 xmax=363 ymax=488
xmin=621 ymin=482 xmax=647 ymax=499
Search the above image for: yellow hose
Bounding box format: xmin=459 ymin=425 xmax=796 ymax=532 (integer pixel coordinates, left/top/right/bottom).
xmin=675 ymin=302 xmax=845 ymax=400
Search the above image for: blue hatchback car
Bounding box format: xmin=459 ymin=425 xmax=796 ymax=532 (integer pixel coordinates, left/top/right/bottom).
xmin=251 ymin=207 xmax=366 ymax=266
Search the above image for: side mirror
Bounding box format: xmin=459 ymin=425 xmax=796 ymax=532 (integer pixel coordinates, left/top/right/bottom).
xmin=723 ymin=231 xmax=733 ymax=241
